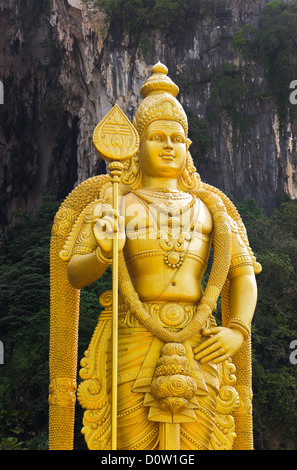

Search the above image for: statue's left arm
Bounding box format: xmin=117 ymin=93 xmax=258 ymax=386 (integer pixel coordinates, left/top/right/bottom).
xmin=194 ymin=219 xmax=257 ymax=364
xmin=227 ymin=263 xmax=257 ymax=335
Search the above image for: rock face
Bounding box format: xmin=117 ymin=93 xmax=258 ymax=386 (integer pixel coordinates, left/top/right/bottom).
xmin=1 ymin=0 xmax=297 ymax=231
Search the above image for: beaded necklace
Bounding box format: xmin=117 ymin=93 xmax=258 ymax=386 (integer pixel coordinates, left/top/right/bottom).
xmin=136 ymin=187 xmax=191 ymax=200
xmin=131 ymin=189 xmax=195 ymax=217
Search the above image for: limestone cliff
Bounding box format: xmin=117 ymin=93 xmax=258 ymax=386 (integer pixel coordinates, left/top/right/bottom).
xmin=1 ymin=0 xmax=297 ymax=233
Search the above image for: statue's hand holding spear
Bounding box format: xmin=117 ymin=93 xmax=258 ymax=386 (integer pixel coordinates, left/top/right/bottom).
xmin=92 ymin=204 xmax=126 ymax=258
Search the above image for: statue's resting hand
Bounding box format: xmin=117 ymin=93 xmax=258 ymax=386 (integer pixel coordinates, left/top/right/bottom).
xmin=93 ymin=205 xmax=126 ymax=258
xmin=193 ymin=327 xmax=244 ymax=364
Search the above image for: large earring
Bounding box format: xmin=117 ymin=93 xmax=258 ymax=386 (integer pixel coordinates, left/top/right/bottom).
xmin=178 ymin=150 xmax=200 ymax=191
xmin=121 ymin=151 xmax=142 ymax=190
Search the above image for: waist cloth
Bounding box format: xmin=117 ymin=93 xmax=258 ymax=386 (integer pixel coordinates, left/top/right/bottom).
xmin=105 ymin=301 xmax=221 ymax=450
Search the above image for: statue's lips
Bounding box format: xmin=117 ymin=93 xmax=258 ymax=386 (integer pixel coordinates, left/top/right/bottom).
xmin=159 ymin=154 xmax=175 ymax=161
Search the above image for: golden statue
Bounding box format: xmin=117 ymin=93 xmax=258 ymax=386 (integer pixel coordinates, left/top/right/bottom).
xmin=48 ymin=63 xmax=261 ymax=451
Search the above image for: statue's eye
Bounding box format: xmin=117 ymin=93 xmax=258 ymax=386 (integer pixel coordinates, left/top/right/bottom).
xmin=173 ymin=135 xmax=184 ymax=143
xmin=150 ymin=134 xmax=162 ymax=141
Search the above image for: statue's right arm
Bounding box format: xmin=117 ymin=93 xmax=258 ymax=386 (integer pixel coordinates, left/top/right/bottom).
xmin=68 ymin=252 xmax=109 ymax=290
xmin=67 ymin=204 xmax=125 ymax=290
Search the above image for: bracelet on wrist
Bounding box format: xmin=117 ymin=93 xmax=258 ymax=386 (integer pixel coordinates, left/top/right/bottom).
xmin=228 ymin=318 xmax=251 ymax=340
xmin=95 ymin=247 xmax=113 ymax=265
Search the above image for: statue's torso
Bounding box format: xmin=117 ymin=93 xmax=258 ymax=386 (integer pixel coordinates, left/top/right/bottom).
xmin=122 ymin=190 xmax=213 ymax=303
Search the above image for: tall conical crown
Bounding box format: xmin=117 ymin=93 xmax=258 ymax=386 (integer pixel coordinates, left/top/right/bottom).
xmin=140 ymin=62 xmax=179 ymax=98
xmin=133 ymin=62 xmax=188 ymax=138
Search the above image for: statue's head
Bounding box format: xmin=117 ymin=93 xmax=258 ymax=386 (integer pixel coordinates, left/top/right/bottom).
xmin=122 ymin=63 xmax=200 ymax=191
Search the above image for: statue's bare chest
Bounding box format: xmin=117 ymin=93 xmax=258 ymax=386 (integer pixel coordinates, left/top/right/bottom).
xmin=122 ymin=190 xmax=213 ymax=266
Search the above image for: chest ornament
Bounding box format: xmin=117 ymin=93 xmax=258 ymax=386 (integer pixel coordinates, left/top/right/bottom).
xmin=132 ymin=190 xmax=198 ymax=269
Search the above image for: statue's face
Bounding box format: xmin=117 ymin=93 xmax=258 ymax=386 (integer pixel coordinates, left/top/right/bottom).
xmin=139 ymin=120 xmax=186 ymax=179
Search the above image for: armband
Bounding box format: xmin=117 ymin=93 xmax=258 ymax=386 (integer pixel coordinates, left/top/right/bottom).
xmin=95 ymin=246 xmax=113 ymax=266
xmin=228 ymin=318 xmax=251 ymax=340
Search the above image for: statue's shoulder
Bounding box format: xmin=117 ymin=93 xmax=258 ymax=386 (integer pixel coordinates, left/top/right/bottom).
xmin=55 ymin=174 xmax=111 ymax=262
xmin=198 ymin=182 xmax=243 ymax=234
xmin=199 ymin=181 xmax=262 ymax=274
xmin=122 ymin=190 xmax=140 ymax=206
xmin=199 ymin=182 xmax=239 ymax=220
xmin=80 ymin=179 xmax=114 ymax=219
xmin=197 ymin=198 xmax=213 ymax=235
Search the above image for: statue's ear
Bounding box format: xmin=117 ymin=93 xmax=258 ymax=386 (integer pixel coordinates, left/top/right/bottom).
xmin=186 ymin=138 xmax=192 ymax=149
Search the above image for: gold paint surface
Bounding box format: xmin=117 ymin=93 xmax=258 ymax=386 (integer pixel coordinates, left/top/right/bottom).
xmin=49 ymin=63 xmax=261 ymax=450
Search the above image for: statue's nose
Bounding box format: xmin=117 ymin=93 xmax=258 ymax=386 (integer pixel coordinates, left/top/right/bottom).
xmin=164 ymin=136 xmax=173 ymax=149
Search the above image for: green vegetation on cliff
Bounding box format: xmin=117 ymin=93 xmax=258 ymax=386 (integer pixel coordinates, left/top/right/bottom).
xmin=233 ymin=0 xmax=297 ymax=130
xmin=82 ymin=0 xmax=229 ymax=42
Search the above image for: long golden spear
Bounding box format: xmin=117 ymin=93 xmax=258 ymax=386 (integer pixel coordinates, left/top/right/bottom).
xmin=93 ymin=105 xmax=139 ymax=450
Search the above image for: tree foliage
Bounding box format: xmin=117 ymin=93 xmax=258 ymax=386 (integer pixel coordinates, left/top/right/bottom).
xmin=0 ymin=198 xmax=58 ymax=449
xmin=0 ymin=197 xmax=111 ymax=449
xmin=82 ymin=0 xmax=225 ymax=43
xmin=83 ymin=0 xmax=188 ymax=39
xmin=237 ymin=196 xmax=297 ymax=450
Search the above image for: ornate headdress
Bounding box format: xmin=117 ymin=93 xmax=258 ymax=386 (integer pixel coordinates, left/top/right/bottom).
xmin=133 ymin=62 xmax=188 ymax=139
